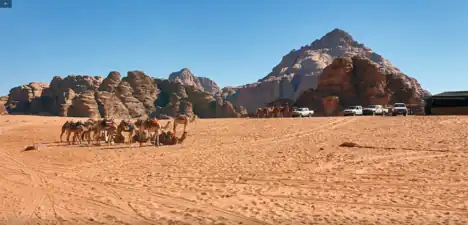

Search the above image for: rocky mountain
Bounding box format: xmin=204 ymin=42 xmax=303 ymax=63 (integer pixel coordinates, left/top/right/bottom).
xmin=168 ymin=68 xmax=221 ymax=95
xmin=3 ymin=29 xmax=428 ymax=117
xmin=222 ymin=28 xmax=427 ymax=113
xmin=5 ymin=71 xmax=246 ymax=119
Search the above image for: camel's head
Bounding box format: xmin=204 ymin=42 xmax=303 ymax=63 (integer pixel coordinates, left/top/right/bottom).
xmin=190 ymin=114 xmax=197 ymax=123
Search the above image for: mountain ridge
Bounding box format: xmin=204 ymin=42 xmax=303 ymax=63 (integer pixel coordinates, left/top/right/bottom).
xmin=3 ymin=28 xmax=427 ymax=117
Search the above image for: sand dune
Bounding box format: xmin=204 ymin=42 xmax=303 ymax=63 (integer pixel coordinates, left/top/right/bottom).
xmin=0 ymin=115 xmax=467 ymax=224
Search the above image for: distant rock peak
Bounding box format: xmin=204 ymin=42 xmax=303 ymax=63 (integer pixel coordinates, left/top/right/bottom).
xmin=168 ymin=68 xmax=221 ymax=95
xmin=311 ymin=28 xmax=363 ymax=50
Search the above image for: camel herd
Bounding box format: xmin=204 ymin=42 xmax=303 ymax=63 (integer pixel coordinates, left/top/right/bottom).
xmin=256 ymin=104 xmax=294 ymax=118
xmin=60 ymin=114 xmax=197 ymax=147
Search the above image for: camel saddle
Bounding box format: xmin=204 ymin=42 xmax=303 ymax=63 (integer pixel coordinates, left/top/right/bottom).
xmin=102 ymin=119 xmax=114 ymax=127
xmin=147 ymin=118 xmax=159 ymax=126
xmin=126 ymin=123 xmax=135 ymax=131
xmin=70 ymin=121 xmax=82 ymax=129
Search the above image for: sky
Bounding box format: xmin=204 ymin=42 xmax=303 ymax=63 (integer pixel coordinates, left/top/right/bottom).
xmin=1 ymin=0 xmax=467 ymax=96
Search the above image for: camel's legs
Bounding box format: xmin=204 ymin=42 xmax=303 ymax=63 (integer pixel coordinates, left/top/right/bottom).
xmin=67 ymin=131 xmax=72 ymax=145
xmin=173 ymin=123 xmax=178 ymax=134
xmin=60 ymin=127 xmax=66 ymax=142
xmin=109 ymin=129 xmax=115 ymax=145
xmin=127 ymin=132 xmax=133 ymax=144
xmin=73 ymin=132 xmax=81 ymax=145
xmin=106 ymin=130 xmax=112 ymax=145
xmin=154 ymin=128 xmax=160 ymax=146
xmin=138 ymin=126 xmax=145 ymax=147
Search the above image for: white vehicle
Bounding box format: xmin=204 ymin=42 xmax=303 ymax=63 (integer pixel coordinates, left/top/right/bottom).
xmin=392 ymin=103 xmax=408 ymax=116
xmin=292 ymin=107 xmax=314 ymax=117
xmin=362 ymin=105 xmax=388 ymax=116
xmin=343 ymin=105 xmax=363 ymax=116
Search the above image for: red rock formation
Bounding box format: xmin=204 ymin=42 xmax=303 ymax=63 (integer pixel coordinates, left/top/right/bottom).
xmin=295 ymin=56 xmax=426 ymax=112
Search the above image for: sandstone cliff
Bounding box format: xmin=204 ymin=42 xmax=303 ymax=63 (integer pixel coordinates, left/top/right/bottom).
xmin=5 ymin=71 xmax=245 ymax=119
xmin=168 ymin=68 xmax=221 ymax=95
xmin=294 ymin=57 xmax=426 ymax=113
xmin=222 ymin=28 xmax=427 ymax=113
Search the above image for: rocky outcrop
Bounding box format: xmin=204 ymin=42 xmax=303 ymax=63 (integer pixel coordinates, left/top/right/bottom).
xmin=5 ymin=71 xmax=245 ymax=119
xmin=68 ymin=91 xmax=100 ymax=118
xmin=168 ymin=68 xmax=221 ymax=95
xmin=5 ymin=82 xmax=49 ymax=114
xmin=153 ymin=79 xmax=245 ymax=118
xmin=0 ymin=96 xmax=8 ymax=115
xmin=95 ymin=91 xmax=130 ymax=119
xmin=294 ymin=56 xmax=426 ymax=113
xmin=124 ymin=71 xmax=159 ymax=114
xmin=222 ymin=28 xmax=427 ymax=113
xmin=99 ymin=71 xmax=121 ymax=93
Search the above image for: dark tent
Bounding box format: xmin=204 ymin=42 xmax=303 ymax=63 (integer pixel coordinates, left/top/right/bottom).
xmin=425 ymin=91 xmax=468 ymax=115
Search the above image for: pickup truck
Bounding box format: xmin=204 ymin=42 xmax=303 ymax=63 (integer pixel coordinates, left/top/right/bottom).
xmin=392 ymin=103 xmax=408 ymax=116
xmin=362 ymin=105 xmax=388 ymax=116
xmin=343 ymin=106 xmax=363 ymax=116
xmin=292 ymin=107 xmax=314 ymax=117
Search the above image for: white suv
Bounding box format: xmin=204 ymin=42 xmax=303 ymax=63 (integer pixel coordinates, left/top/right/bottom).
xmin=392 ymin=103 xmax=408 ymax=116
xmin=292 ymin=108 xmax=314 ymax=117
xmin=343 ymin=106 xmax=363 ymax=116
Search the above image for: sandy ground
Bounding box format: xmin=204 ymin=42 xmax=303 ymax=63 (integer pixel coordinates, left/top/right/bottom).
xmin=0 ymin=115 xmax=468 ymax=225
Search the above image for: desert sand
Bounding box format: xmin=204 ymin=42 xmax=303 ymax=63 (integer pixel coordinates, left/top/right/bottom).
xmin=0 ymin=115 xmax=467 ymax=225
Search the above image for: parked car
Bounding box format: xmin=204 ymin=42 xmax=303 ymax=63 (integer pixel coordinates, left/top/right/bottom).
xmin=343 ymin=106 xmax=363 ymax=116
xmin=292 ymin=107 xmax=314 ymax=117
xmin=362 ymin=105 xmax=388 ymax=116
xmin=392 ymin=103 xmax=408 ymax=116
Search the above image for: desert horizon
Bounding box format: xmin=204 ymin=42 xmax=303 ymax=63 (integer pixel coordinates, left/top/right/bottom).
xmin=1 ymin=115 xmax=467 ymax=224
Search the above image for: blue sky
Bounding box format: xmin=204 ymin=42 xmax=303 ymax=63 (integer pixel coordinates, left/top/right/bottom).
xmin=1 ymin=0 xmax=467 ymax=96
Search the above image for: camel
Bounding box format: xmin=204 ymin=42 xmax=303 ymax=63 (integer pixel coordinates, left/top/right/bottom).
xmin=158 ymin=131 xmax=188 ymax=145
xmin=166 ymin=113 xmax=197 ymax=135
xmin=135 ymin=118 xmax=162 ymax=147
xmin=93 ymin=118 xmax=117 ymax=145
xmin=64 ymin=121 xmax=87 ymax=145
xmin=256 ymin=108 xmax=265 ymax=118
xmin=60 ymin=120 xmax=84 ymax=143
xmin=133 ymin=122 xmax=180 ymax=145
xmin=280 ymin=104 xmax=292 ymax=117
xmin=60 ymin=120 xmax=72 ymax=142
xmin=271 ymin=105 xmax=282 ymax=117
xmin=80 ymin=119 xmax=98 ymax=144
xmin=116 ymin=119 xmax=136 ymax=144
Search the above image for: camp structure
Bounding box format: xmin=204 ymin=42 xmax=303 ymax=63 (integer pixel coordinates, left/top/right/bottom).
xmin=424 ymin=91 xmax=468 ymax=115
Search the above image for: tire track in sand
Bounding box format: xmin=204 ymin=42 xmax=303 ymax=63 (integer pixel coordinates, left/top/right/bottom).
xmin=0 ymin=152 xmax=270 ymax=225
xmin=0 ymin=151 xmax=45 ymax=225
xmin=252 ymin=193 xmax=468 ymax=215
xmin=242 ymin=117 xmax=353 ymax=148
